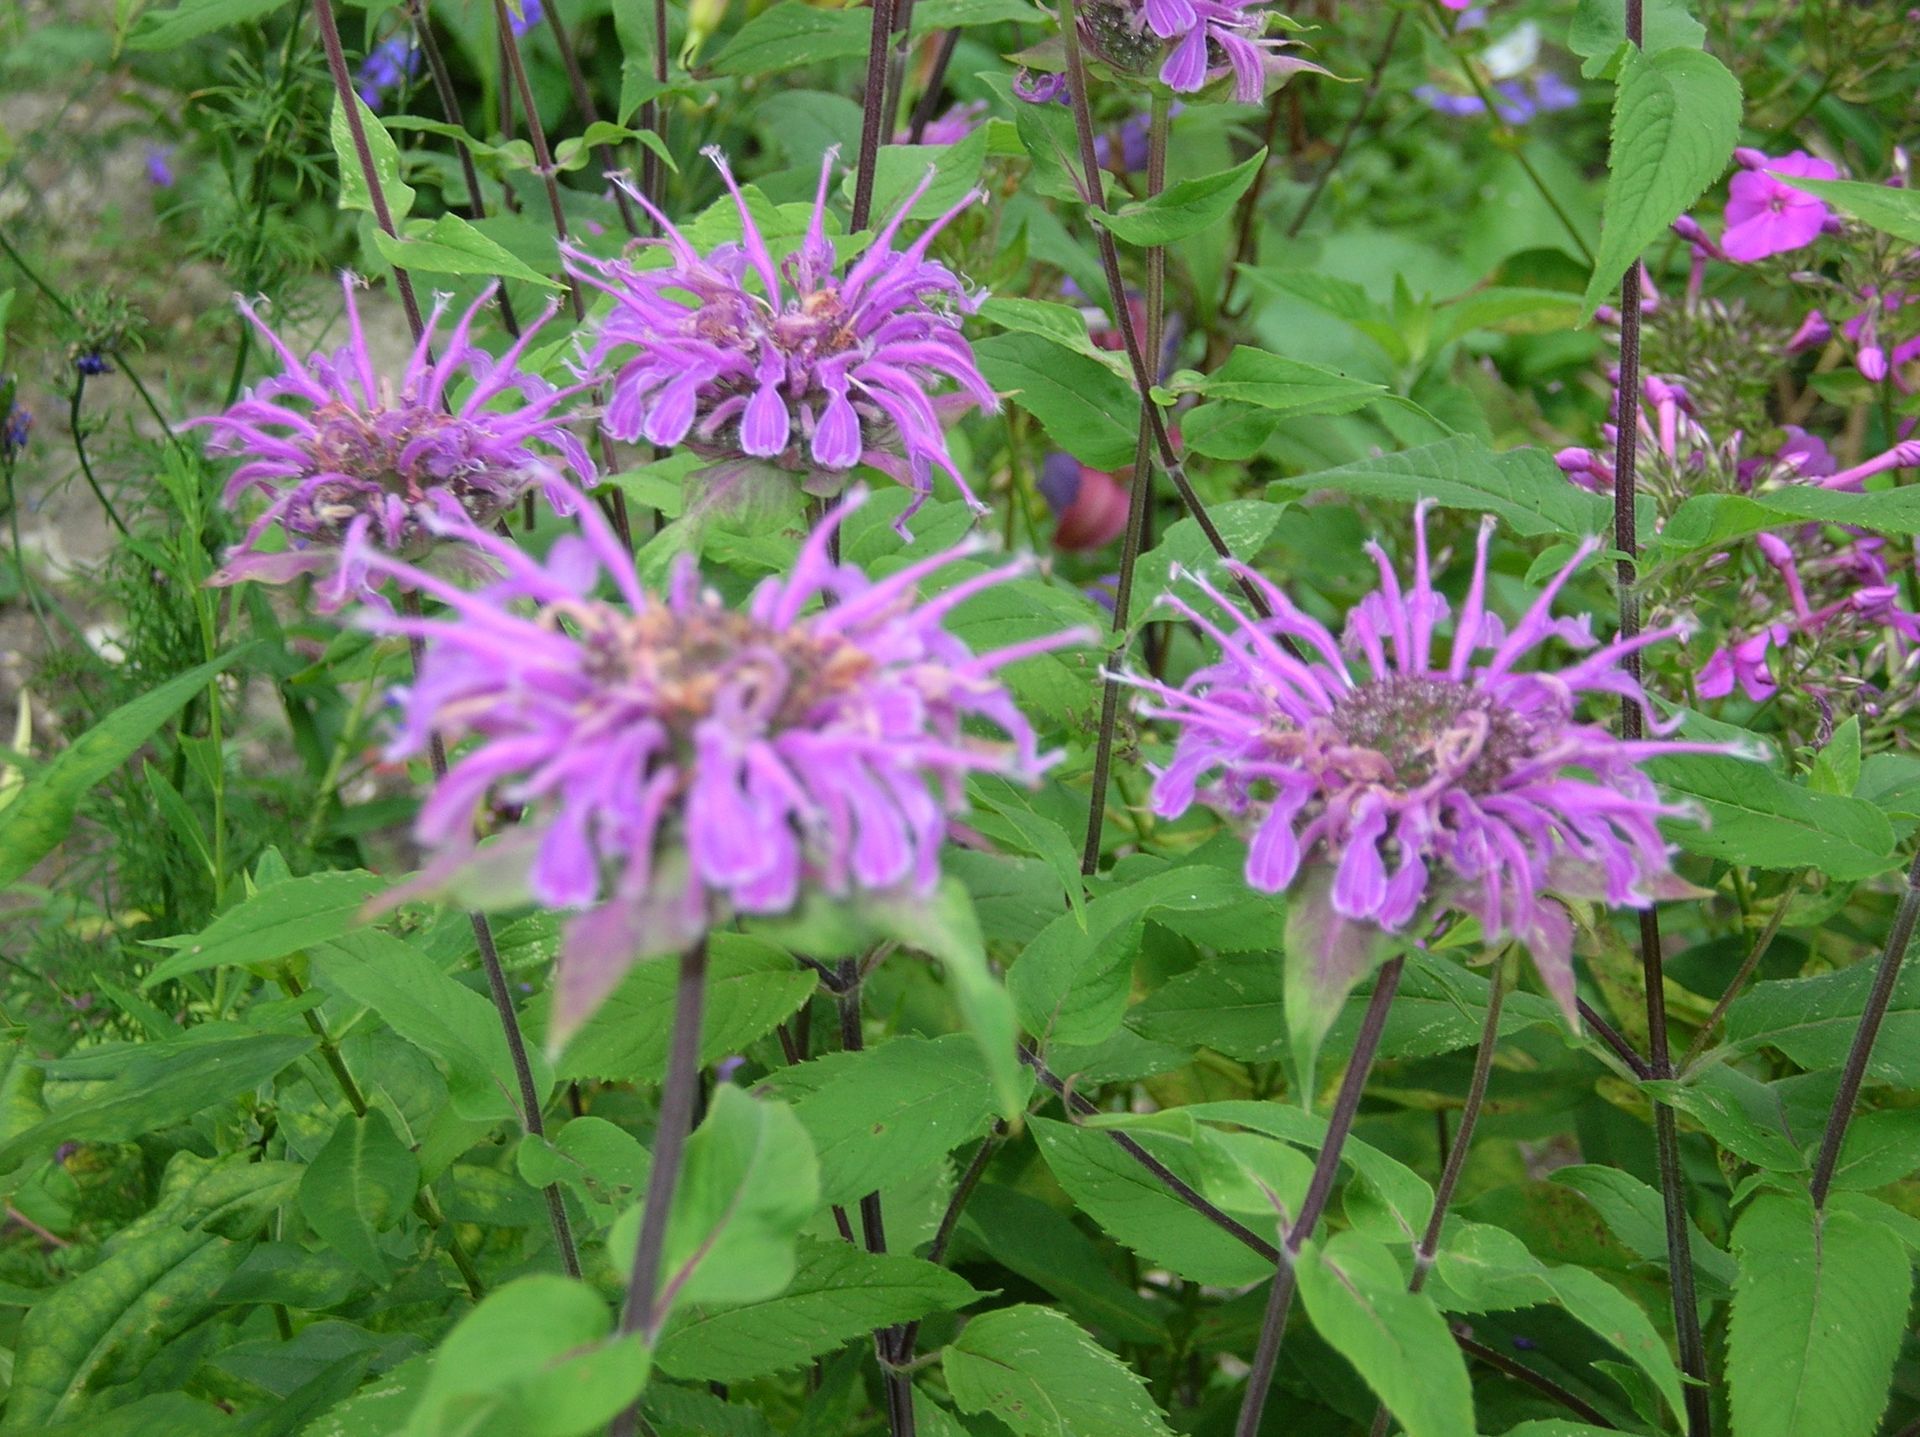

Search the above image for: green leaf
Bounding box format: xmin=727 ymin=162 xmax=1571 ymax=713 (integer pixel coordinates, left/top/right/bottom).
xmin=1641 ymin=1063 xmax=1804 ymax=1171
xmin=0 ymin=646 xmax=255 ymax=888
xmin=1780 ymin=174 xmax=1920 ymax=246
xmin=968 ymin=775 xmax=1085 ymax=923
xmin=142 ymin=870 xmax=388 ymax=985
xmin=555 ymin=933 xmax=815 ymax=1083
xmin=518 ymin=1116 xmax=651 ymax=1214
xmin=312 ymin=931 xmax=551 ymax=1123
xmin=5 ymin=1226 xmax=249 ymax=1428
xmin=1296 ymin=1231 xmax=1476 ymax=1437
xmin=1030 ymin=1116 xmax=1274 ymax=1286
xmin=1648 ymin=753 xmax=1897 ymax=880
xmin=1547 ymin=1164 xmax=1739 ymax=1293
xmin=1431 ymin=287 xmax=1585 ymax=344
xmin=1724 ymin=958 xmax=1920 ymax=1086
xmin=1728 ymin=1192 xmax=1913 ymax=1437
xmin=654 ymin=1241 xmax=975 ymax=1382
xmin=406 ymin=1276 xmax=649 ymax=1437
xmin=1657 ymin=484 xmax=1920 ymax=554
xmin=709 ymin=3 xmax=872 ymax=75
xmin=1129 ymin=499 xmax=1288 ymax=616
xmin=1583 ymin=47 xmax=1741 ymax=315
xmin=329 ymin=91 xmax=416 ymax=222
xmin=651 ymin=1086 xmax=820 ymax=1311
xmin=857 ymin=128 xmax=991 ymax=225
xmin=374 ymin=214 xmax=560 ymax=291
xmin=786 ymin=1035 xmax=1001 ymax=1207
xmin=976 ymin=332 xmax=1140 ymax=471
xmin=125 ymin=0 xmax=287 ymax=49
xmin=1009 ymin=864 xmax=1252 ymax=1046
xmin=1269 ymin=436 xmax=1607 ymax=539
xmin=1432 ymin=1221 xmax=1687 ymax=1425
xmin=1567 ymin=0 xmax=1706 ymax=76
xmin=0 ymin=1031 xmax=316 ymax=1176
xmin=1092 ymin=150 xmax=1266 ymax=247
xmin=959 ymin=1185 xmax=1167 ymax=1345
xmin=1165 ymin=345 xmax=1386 ymax=418
xmin=299 ymin=1109 xmax=421 ymax=1285
xmin=944 ymin=1305 xmax=1175 ymax=1437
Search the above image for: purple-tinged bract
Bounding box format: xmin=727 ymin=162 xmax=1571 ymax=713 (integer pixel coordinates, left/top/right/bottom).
xmin=368 ymin=491 xmax=1087 ymax=1030
xmin=1130 ymin=503 xmax=1715 ymax=1023
xmin=568 ymin=149 xmax=996 ymax=524
xmin=190 ymin=275 xmax=593 ymax=612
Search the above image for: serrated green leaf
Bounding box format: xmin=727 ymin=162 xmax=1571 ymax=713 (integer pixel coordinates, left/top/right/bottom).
xmin=960 ymin=1185 xmax=1167 ymax=1344
xmin=1548 ymin=1164 xmax=1738 ymax=1292
xmin=1781 ymin=174 xmax=1920 ymax=246
xmin=709 ymin=3 xmax=871 ymax=75
xmin=1724 ymin=959 xmax=1920 ymax=1086
xmin=1093 ymin=150 xmax=1266 ymax=247
xmin=1270 ymin=436 xmax=1607 ymax=539
xmin=373 ymin=214 xmax=560 ymax=290
xmin=1729 ymin=1192 xmax=1912 ymax=1437
xmin=143 ymin=871 xmax=388 ymax=986
xmin=1649 ymin=753 xmax=1896 ymax=880
xmin=1567 ymin=0 xmax=1705 ymax=76
xmin=945 ymin=1305 xmax=1174 ymax=1437
xmin=1166 ymin=345 xmax=1385 ymax=418
xmin=299 ymin=1110 xmax=420 ymax=1285
xmin=1583 ymin=47 xmax=1740 ymax=314
xmin=1295 ymin=1231 xmax=1475 ymax=1437
xmin=654 ymin=1241 xmax=975 ymax=1382
xmin=329 ymin=92 xmax=415 ymax=222
xmin=976 ymin=332 xmax=1140 ymax=470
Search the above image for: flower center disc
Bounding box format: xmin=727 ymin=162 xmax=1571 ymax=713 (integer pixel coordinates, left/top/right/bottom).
xmin=1326 ymin=676 xmax=1536 ymax=795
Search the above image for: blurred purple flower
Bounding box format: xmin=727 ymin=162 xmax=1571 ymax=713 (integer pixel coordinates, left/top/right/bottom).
xmin=366 ymin=491 xmax=1087 ymax=1030
xmin=356 ymin=35 xmax=421 ymax=109
xmin=1129 ymin=503 xmax=1714 ymax=1022
xmin=512 ymin=0 xmax=544 ymax=34
xmin=1039 ymin=451 xmax=1131 ymax=550
xmin=898 ymin=100 xmax=988 ymax=146
xmin=1415 ymin=71 xmax=1576 ymax=123
xmin=74 ymin=352 xmax=112 ymax=377
xmin=569 ymin=148 xmax=996 ymax=524
xmin=188 ymin=274 xmax=592 ymax=612
xmin=2 ymin=405 xmax=29 ymax=462
xmin=145 ymin=145 xmax=176 ymax=188
xmin=1837 ymin=287 xmax=1920 ymax=382
xmin=1721 ymin=149 xmax=1839 ymax=263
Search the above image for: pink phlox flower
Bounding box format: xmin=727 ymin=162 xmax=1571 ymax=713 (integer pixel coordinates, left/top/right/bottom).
xmin=1125 ymin=502 xmax=1721 ymax=1022
xmin=188 ymin=273 xmax=592 ymax=612
xmin=1721 ymin=149 xmax=1839 ymax=263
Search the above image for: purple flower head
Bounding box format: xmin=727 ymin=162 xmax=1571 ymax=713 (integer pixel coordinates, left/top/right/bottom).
xmin=1080 ymin=0 xmax=1323 ymax=104
xmin=1127 ymin=504 xmax=1716 ymax=1027
xmin=569 ymin=148 xmax=997 ymax=526
xmin=145 ymin=145 xmax=176 ymax=188
xmin=365 ymin=490 xmax=1089 ymax=1031
xmin=898 ymin=100 xmax=988 ymax=146
xmin=74 ymin=351 xmax=112 ymax=377
xmin=188 ymin=274 xmax=593 ymax=612
xmin=1013 ymin=70 xmax=1071 ymax=104
xmin=1838 ymin=287 xmax=1920 ymax=382
xmin=1721 ymin=150 xmax=1839 ymax=263
xmin=2 ymin=405 xmax=29 ymax=462
xmin=511 ymin=0 xmax=543 ymax=35
xmin=356 ymin=35 xmax=421 ymax=110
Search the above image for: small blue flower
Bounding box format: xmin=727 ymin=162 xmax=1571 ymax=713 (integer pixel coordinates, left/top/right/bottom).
xmin=356 ymin=35 xmax=421 ymax=109
xmin=512 ymin=0 xmax=544 ymax=35
xmin=145 ymin=145 xmax=176 ymax=188
xmin=75 ymin=352 xmax=112 ymax=377
xmin=2 ymin=405 xmax=30 ymax=461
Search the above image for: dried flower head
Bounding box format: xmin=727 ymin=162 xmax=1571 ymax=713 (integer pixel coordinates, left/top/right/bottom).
xmin=569 ymin=149 xmax=996 ymax=525
xmin=1129 ymin=503 xmax=1715 ymax=1028
xmin=368 ymin=491 xmax=1088 ymax=1029
xmin=190 ymin=275 xmax=592 ymax=612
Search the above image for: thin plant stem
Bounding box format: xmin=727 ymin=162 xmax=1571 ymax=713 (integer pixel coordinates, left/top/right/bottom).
xmin=398 ymin=592 xmax=581 ymax=1278
xmin=1810 ymin=847 xmax=1920 ymax=1206
xmin=640 ymin=0 xmax=669 ymax=220
xmin=1609 ymin=3 xmax=1708 ymax=1424
xmin=894 ymin=1127 xmax=1004 ymax=1364
xmin=1452 ymin=1333 xmax=1617 ymax=1426
xmin=851 ymin=0 xmax=901 ymax=230
xmin=1057 ymin=0 xmax=1274 ymax=624
xmin=611 ymin=940 xmax=710 ymax=1437
xmin=538 ymin=0 xmax=643 ymax=236
xmin=1681 ymin=871 xmax=1805 ymax=1072
xmin=882 ymin=0 xmax=919 ymax=148
xmin=906 ymin=29 xmax=961 ymax=143
xmin=68 ymin=379 xmax=131 ymax=538
xmin=837 ymin=959 xmax=916 ymax=1437
xmin=1422 ymin=0 xmax=1593 ymax=266
xmin=1284 ymin=11 xmax=1405 ymax=242
xmin=1369 ymin=954 xmax=1510 ymax=1437
xmin=408 ymin=0 xmax=523 ymax=337
xmin=1081 ymin=92 xmax=1168 ymax=875
xmin=1580 ymin=997 xmax=1651 ymax=1078
xmin=312 ymin=0 xmax=425 ymax=335
xmin=1233 ymin=956 xmax=1405 ymax=1437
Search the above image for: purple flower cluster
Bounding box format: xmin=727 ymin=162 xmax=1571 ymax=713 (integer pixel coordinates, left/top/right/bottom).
xmin=569 ymin=149 xmax=996 ymax=522
xmin=1077 ymin=0 xmax=1321 ymax=104
xmin=367 ymin=492 xmax=1085 ymax=1025
xmin=356 ymin=35 xmax=420 ymax=110
xmin=1414 ymin=72 xmax=1578 ymax=124
xmin=190 ymin=275 xmax=591 ymax=612
xmin=1130 ymin=505 xmax=1711 ymax=1019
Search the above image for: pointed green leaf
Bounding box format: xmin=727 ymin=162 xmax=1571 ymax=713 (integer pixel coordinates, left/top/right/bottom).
xmin=373 ymin=214 xmax=561 ymax=290
xmin=329 ymin=92 xmax=415 ymax=221
xmin=298 ymin=1110 xmax=421 ymax=1285
xmin=143 ymin=870 xmax=388 ymax=985
xmin=1092 ymin=150 xmax=1266 ymax=247
xmin=945 ymin=1305 xmax=1174 ymax=1437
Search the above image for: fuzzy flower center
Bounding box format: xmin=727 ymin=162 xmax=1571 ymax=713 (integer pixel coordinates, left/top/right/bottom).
xmin=1325 ymin=676 xmax=1536 ymax=796
xmin=567 ymin=602 xmax=877 ymax=734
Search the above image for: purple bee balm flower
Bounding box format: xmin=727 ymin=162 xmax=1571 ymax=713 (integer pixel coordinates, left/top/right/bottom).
xmin=1126 ymin=503 xmax=1715 ymax=1029
xmin=1721 ymin=149 xmax=1839 ymax=263
xmin=356 ymin=35 xmax=421 ymax=109
xmin=569 ymin=148 xmax=997 ymax=526
xmin=364 ymin=490 xmax=1089 ymax=1031
xmin=188 ymin=274 xmax=593 ymax=612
